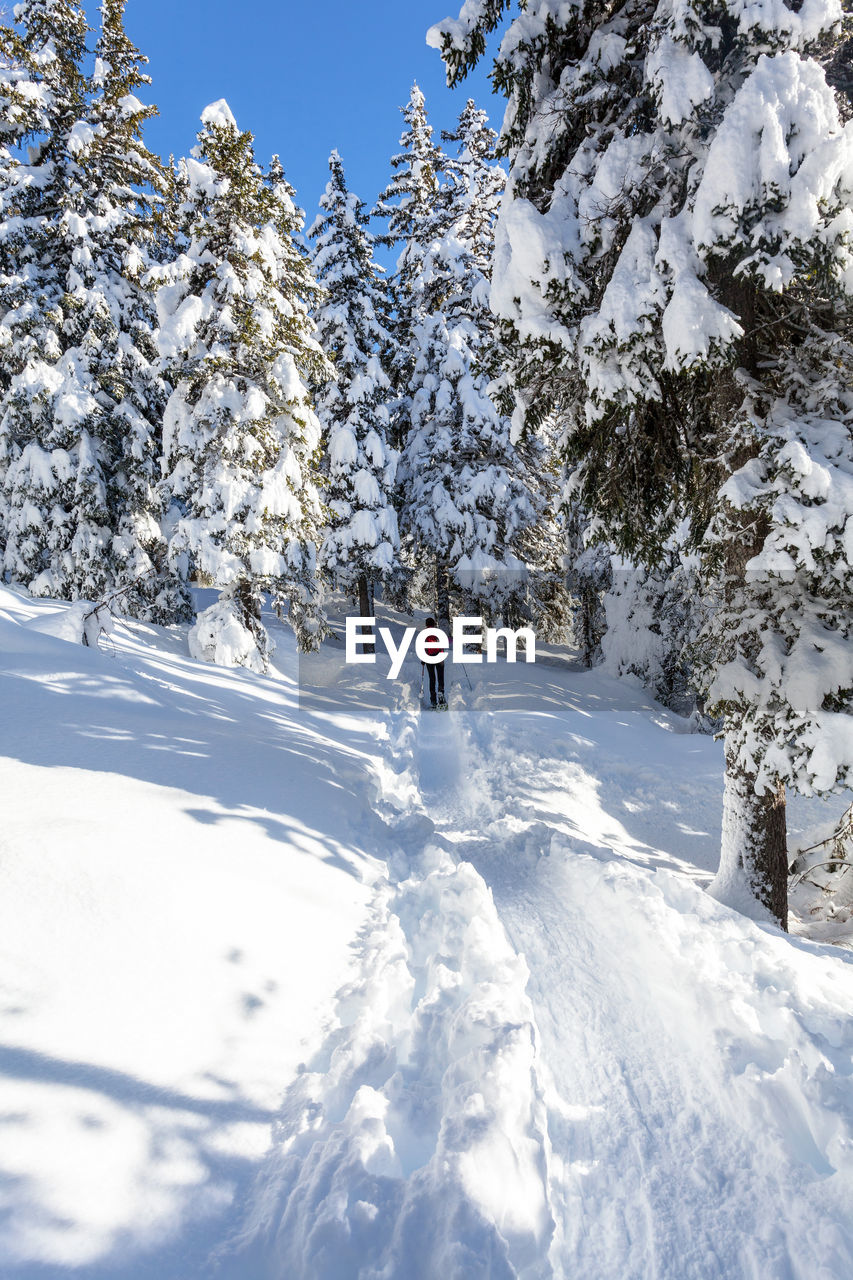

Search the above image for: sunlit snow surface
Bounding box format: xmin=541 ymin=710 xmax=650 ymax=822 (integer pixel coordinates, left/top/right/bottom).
xmin=1 ymin=585 xmax=852 ymax=1279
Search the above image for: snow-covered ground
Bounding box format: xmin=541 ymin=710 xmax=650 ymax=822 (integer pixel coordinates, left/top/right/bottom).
xmin=1 ymin=585 xmax=852 ymax=1279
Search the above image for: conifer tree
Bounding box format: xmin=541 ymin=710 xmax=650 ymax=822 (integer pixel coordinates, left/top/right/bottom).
xmin=440 ymin=99 xmax=504 ymax=267
xmin=158 ymin=102 xmax=330 ymax=671
xmin=0 ymin=5 xmax=53 ymax=399
xmin=0 ymin=0 xmax=187 ymax=620
xmin=0 ymin=0 xmax=90 ymax=591
xmin=374 ymin=83 xmax=443 ymax=450
xmin=152 ymin=155 xmax=190 ymax=267
xmin=70 ymin=0 xmax=187 ymax=619
xmin=430 ymin=0 xmax=853 ymax=927
xmin=602 ymin=546 xmax=707 ymax=715
xmin=310 ymin=151 xmax=399 ymax=620
xmin=399 ymin=101 xmax=553 ymax=626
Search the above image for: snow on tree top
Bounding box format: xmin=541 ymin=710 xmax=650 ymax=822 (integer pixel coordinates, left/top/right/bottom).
xmin=201 ymin=99 xmax=237 ymax=130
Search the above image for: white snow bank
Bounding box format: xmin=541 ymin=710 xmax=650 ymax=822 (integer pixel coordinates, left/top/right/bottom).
xmin=189 ymin=594 xmax=269 ymax=674
xmin=542 ymin=850 xmax=853 ymax=1278
xmin=435 ymin=663 xmax=853 ymax=1279
xmin=22 ymin=597 xmax=114 ymax=648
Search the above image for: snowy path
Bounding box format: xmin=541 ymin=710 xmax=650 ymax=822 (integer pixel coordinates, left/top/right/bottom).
xmin=219 ymin=678 xmax=555 ymax=1278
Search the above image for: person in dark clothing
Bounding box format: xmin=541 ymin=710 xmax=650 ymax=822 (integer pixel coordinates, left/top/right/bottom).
xmin=422 ymin=616 xmax=448 ymax=708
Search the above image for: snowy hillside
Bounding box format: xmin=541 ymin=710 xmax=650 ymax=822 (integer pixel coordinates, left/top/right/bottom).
xmin=2 ymin=584 xmax=853 ymax=1279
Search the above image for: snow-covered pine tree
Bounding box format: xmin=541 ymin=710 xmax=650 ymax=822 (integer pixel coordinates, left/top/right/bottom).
xmin=0 ymin=0 xmax=90 ymax=591
xmin=263 ymin=151 xmax=334 ymax=645
xmin=440 ymin=100 xmax=504 ymax=269
xmin=158 ymin=102 xmax=331 ymax=671
xmin=602 ymin=545 xmax=707 ymax=715
xmin=0 ymin=6 xmax=51 ymax=401
xmin=399 ymin=100 xmax=548 ymax=626
xmin=67 ymin=0 xmax=188 ymax=620
xmin=698 ymin=332 xmax=853 ymax=923
xmin=0 ymin=25 xmax=35 ymax=560
xmin=152 ymin=155 xmax=191 ymax=267
xmin=0 ymin=0 xmax=187 ymax=620
xmin=310 ymin=150 xmax=399 ymax=621
xmin=429 ymin=0 xmax=853 ymax=928
xmin=374 ymin=83 xmax=443 ymax=452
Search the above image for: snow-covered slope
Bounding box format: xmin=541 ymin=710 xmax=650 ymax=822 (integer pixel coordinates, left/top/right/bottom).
xmin=0 ymin=586 xmax=384 ymax=1278
xmin=2 ymin=586 xmax=852 ymax=1279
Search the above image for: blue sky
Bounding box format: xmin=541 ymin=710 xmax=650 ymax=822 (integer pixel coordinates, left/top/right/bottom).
xmin=121 ymin=0 xmax=501 ymax=236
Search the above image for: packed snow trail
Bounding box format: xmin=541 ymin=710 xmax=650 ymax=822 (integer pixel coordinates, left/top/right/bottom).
xmin=219 ymin=677 xmax=557 ymax=1279
xmin=226 ymin=639 xmax=853 ymax=1280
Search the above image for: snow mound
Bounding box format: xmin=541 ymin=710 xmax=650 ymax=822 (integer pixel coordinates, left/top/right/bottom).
xmin=523 ymin=843 xmax=853 ymax=1279
xmin=221 ymin=845 xmax=554 ymax=1280
xmin=189 ymin=596 xmax=268 ymax=673
xmin=23 ymin=597 xmax=115 ymax=648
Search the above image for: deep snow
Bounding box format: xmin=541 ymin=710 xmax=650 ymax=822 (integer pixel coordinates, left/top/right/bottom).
xmin=1 ymin=585 xmax=852 ymax=1279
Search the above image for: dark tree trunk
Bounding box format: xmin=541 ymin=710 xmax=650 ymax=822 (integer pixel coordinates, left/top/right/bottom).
xmin=435 ymin=560 xmax=450 ymax=629
xmin=231 ymin=578 xmax=269 ymax=668
xmin=581 ymin=587 xmax=599 ymax=668
xmin=720 ymin=733 xmax=788 ymax=930
xmin=712 ymin=463 xmax=788 ymax=930
xmin=236 ymin=579 xmax=261 ymax=630
xmin=357 ymin=573 xmax=370 ymax=619
xmin=357 ymin=573 xmax=374 ymax=653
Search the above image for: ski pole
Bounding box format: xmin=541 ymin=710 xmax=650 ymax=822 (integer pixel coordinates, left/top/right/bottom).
xmin=461 ymin=661 xmax=473 ymax=690
xmin=419 ymin=663 xmax=424 ymax=702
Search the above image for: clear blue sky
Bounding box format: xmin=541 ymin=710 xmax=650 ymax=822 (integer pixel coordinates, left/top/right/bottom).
xmin=120 ymin=0 xmax=500 ymax=236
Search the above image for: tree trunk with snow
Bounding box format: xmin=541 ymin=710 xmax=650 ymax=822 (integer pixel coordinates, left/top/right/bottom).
xmin=579 ymin=587 xmax=602 ymax=670
xmin=435 ymin=560 xmax=450 ymax=629
xmin=357 ymin=573 xmax=375 ymax=654
xmin=716 ymin=732 xmax=788 ymax=931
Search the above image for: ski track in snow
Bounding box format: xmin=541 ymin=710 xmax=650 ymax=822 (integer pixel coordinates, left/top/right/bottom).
xmin=218 ymin=678 xmax=556 ymax=1279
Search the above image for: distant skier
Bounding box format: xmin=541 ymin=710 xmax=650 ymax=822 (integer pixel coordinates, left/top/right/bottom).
xmin=421 ymin=617 xmax=448 ymax=709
